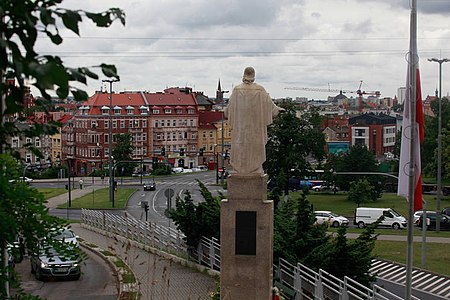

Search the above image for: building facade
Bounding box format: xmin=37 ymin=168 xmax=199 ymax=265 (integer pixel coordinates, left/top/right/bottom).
xmin=61 ymin=87 xmax=200 ymax=175
xmin=348 ymin=113 xmax=397 ymax=158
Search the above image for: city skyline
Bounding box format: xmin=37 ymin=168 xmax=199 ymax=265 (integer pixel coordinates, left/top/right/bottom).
xmin=33 ymin=0 xmax=449 ymax=100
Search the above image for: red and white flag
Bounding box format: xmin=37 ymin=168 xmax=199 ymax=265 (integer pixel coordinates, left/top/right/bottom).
xmin=397 ymin=51 xmax=425 ymax=212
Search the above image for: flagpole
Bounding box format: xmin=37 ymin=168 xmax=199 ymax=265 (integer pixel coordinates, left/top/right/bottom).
xmin=406 ymin=0 xmax=417 ymax=298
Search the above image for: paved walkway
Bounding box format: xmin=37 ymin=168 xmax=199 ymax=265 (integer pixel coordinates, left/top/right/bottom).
xmin=71 ymin=224 xmax=217 ymax=300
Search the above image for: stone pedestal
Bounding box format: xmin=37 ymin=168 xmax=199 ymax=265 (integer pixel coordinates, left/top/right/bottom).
xmin=220 ymin=174 xmax=273 ymax=300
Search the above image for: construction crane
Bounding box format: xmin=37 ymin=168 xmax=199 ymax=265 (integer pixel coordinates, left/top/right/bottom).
xmin=285 ymin=81 xmax=380 ymax=112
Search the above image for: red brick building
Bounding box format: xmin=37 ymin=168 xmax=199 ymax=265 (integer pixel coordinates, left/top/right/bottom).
xmin=348 ymin=113 xmax=397 ymax=158
xmin=61 ymin=87 xmax=199 ymax=175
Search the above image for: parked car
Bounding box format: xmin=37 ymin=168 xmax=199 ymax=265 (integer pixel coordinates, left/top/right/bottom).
xmin=30 ymin=245 xmax=81 ymax=281
xmin=314 ymin=211 xmax=349 ymax=227
xmin=442 ymin=207 xmax=450 ymax=217
xmin=413 ymin=210 xmax=434 ymax=225
xmin=417 ymin=212 xmax=450 ymax=231
xmin=143 ymin=181 xmax=156 ymax=191
xmin=8 ymin=176 xmax=33 ymax=184
xmin=50 ymin=227 xmax=79 ymax=248
xmin=172 ymin=167 xmax=184 ymax=174
xmin=354 ymin=207 xmax=407 ymax=230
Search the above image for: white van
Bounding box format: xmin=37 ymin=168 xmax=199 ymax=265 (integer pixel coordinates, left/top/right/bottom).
xmin=354 ymin=207 xmax=407 ymax=230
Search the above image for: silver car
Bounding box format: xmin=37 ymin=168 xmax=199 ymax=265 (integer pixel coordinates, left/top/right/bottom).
xmin=30 ymin=245 xmax=81 ymax=281
xmin=314 ymin=210 xmax=349 ymax=227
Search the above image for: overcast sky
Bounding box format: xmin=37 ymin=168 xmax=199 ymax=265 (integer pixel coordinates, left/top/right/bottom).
xmin=35 ymin=0 xmax=450 ymax=100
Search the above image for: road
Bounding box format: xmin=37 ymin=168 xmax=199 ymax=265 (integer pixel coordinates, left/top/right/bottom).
xmin=14 ymin=245 xmax=118 ymax=299
xmin=126 ymin=171 xmax=223 ymax=225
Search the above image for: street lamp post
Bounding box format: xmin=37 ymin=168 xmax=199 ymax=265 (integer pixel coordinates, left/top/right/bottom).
xmin=428 ymin=57 xmax=449 ymax=232
xmin=103 ymin=79 xmax=119 ymax=208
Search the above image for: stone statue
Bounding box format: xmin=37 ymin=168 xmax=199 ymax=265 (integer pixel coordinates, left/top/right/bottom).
xmin=224 ymin=67 xmax=283 ymax=175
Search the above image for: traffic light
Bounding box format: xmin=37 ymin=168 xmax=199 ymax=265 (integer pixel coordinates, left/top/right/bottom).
xmin=161 ymin=147 xmax=166 ymax=156
xmin=225 ymin=149 xmax=229 ymax=159
xmin=180 ymin=148 xmax=185 ymax=156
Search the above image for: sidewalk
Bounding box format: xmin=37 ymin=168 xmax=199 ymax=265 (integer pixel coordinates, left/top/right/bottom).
xmin=45 ymin=184 xmax=105 ymax=209
xmin=71 ymin=223 xmax=217 ymax=300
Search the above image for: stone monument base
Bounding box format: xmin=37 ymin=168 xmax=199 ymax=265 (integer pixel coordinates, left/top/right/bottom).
xmin=220 ymin=174 xmax=273 ymax=300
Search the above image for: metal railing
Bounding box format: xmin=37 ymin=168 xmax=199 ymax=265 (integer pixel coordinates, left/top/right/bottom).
xmin=81 ymin=209 xmax=417 ymax=300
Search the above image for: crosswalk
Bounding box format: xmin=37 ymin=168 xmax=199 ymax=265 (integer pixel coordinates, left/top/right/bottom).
xmin=371 ymin=259 xmax=450 ymax=299
xmin=155 ymin=179 xmax=216 ymax=186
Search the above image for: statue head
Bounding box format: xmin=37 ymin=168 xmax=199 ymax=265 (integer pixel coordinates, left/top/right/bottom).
xmin=242 ymin=67 xmax=255 ymax=83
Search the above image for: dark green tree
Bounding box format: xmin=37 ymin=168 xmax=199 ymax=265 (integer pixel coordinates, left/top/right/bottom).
xmin=168 ymin=181 xmax=222 ymax=251
xmin=112 ymin=133 xmax=135 ymax=175
xmin=347 ymin=179 xmax=376 ymax=206
xmin=304 ymin=224 xmax=377 ymax=287
xmin=327 ymin=144 xmax=383 ymax=199
xmin=265 ymin=100 xmax=326 ymax=196
xmin=273 ymin=191 xmax=328 ymax=264
xmin=422 ymin=97 xmax=450 ymax=179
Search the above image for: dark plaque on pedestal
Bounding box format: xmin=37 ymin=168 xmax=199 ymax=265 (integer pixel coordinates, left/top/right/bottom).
xmin=235 ymin=211 xmax=256 ymax=255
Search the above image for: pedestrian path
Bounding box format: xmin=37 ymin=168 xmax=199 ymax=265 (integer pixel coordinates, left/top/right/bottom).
xmin=71 ymin=223 xmax=217 ymax=300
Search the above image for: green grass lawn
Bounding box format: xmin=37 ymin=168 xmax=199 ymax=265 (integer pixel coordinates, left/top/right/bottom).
xmin=55 ymin=188 xmax=137 ymax=209
xmin=38 ymin=188 xmax=68 ymax=200
xmin=374 ymin=240 xmax=450 ymax=276
xmin=300 ymin=191 xmax=450 ymax=219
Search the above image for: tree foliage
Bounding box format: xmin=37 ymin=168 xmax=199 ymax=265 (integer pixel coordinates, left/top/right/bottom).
xmin=347 ymin=179 xmax=376 ymax=206
xmin=112 ymin=133 xmax=135 ymax=175
xmin=273 ymin=191 xmax=328 ymax=264
xmin=422 ymin=97 xmax=450 ymax=179
xmin=273 ymin=191 xmax=377 ymax=286
xmin=326 ymin=144 xmax=383 ymax=198
xmin=265 ymin=101 xmax=326 ymax=196
xmin=168 ymin=181 xmax=222 ymax=250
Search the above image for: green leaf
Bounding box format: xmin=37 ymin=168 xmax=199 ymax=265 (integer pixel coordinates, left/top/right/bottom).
xmin=68 ymin=67 xmax=87 ymax=84
xmin=72 ymin=89 xmax=89 ymax=101
xmin=40 ymin=8 xmax=55 ymax=26
xmin=80 ymin=67 xmax=99 ymax=80
xmin=61 ymin=10 xmax=81 ymax=35
xmin=47 ymin=31 xmax=63 ymax=45
xmin=100 ymin=64 xmax=119 ymax=79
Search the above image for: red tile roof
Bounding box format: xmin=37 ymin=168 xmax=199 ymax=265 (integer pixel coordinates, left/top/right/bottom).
xmin=198 ymin=110 xmax=223 ymax=125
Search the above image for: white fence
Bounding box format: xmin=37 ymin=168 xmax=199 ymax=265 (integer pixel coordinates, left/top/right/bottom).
xmin=81 ymin=209 xmax=417 ymax=300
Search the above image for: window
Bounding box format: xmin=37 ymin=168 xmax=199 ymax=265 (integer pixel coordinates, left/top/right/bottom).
xmin=165 ymin=109 xmax=172 ymax=114
xmin=26 ymin=137 xmax=32 ymax=144
xmin=172 ymin=132 xmax=177 ymax=140
xmin=35 ymin=138 xmax=40 ymax=147
xmin=120 ymin=120 xmax=125 ymax=128
xmin=114 ymin=107 xmax=121 ymax=115
xmin=161 ymin=120 xmax=165 ymax=127
xmin=104 ymin=120 xmax=109 ymax=128
xmin=155 ymin=121 xmax=158 ymax=128
xmin=173 ymin=120 xmax=176 ymax=127
xmin=190 ymin=119 xmax=194 ymax=126
xmin=188 ymin=109 xmax=195 ymax=114
xmin=202 ymin=132 xmax=206 ymax=138
xmin=142 ymin=120 xmax=147 ymax=128
xmin=156 ymin=133 xmax=161 ymax=140
xmin=176 ymin=109 xmax=182 ymax=114
xmin=153 ymin=109 xmax=159 ymax=114
xmin=126 ymin=108 xmax=133 ymax=115
xmin=129 ymin=120 xmax=133 ymax=128
xmin=112 ymin=120 xmax=117 ymax=129
xmin=104 ymin=134 xmax=109 ymax=143
xmin=142 ymin=133 xmax=147 ymax=141
xmin=12 ymin=138 xmax=19 ymax=148
xmin=91 ymin=121 xmax=98 ymax=128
